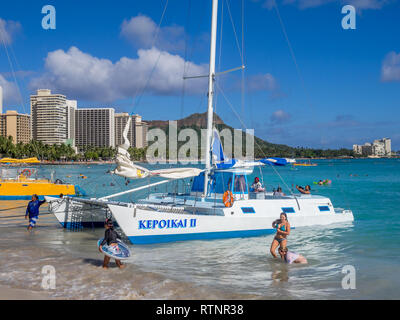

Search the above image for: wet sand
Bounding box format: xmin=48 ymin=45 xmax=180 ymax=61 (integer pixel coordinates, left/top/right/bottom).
xmin=0 ymin=285 xmax=54 ymax=300
xmin=0 ymin=201 xmax=253 ymax=300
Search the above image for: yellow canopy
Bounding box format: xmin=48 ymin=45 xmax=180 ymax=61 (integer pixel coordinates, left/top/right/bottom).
xmin=0 ymin=157 xmax=41 ymax=164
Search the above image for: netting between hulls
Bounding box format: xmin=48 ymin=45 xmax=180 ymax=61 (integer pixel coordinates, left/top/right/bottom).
xmin=50 ymin=198 xmax=111 ymax=231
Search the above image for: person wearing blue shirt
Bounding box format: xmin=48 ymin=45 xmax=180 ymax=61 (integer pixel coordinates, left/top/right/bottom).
xmin=25 ymin=194 xmax=46 ymax=230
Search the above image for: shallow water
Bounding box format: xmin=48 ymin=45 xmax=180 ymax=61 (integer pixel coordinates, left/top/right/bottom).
xmin=0 ymin=159 xmax=399 ymax=299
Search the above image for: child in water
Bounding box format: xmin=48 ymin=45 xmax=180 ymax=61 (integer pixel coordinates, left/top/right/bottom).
xmin=99 ymin=219 xmax=125 ymax=269
xmin=278 ymin=246 xmax=308 ymax=264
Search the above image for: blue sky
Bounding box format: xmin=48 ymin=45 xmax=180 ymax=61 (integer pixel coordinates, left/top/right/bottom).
xmin=0 ymin=0 xmax=399 ymax=150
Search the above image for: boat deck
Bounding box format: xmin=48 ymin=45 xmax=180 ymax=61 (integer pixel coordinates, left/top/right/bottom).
xmin=135 ymin=192 xmax=330 ymax=216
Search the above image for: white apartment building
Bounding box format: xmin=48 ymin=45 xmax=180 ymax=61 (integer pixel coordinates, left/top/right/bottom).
xmin=135 ymin=115 xmax=148 ymax=149
xmin=75 ymin=108 xmax=115 ymax=149
xmin=383 ymin=138 xmax=391 ymax=155
xmin=66 ymin=100 xmax=77 ymax=146
xmin=115 ymin=113 xmax=148 ymax=148
xmin=30 ymin=89 xmax=76 ymax=145
xmin=373 ymin=139 xmax=386 ymax=157
xmin=353 ymin=138 xmax=392 ymax=157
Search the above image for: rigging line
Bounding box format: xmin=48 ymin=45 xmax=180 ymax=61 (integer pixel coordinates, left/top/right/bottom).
xmin=7 ymin=40 xmax=28 ymax=114
xmin=0 ymin=28 xmax=27 ymax=114
xmin=225 ymin=0 xmax=244 ymax=66
xmin=241 ymin=0 xmax=245 ymax=127
xmin=0 ymin=28 xmax=43 ymax=157
xmin=132 ymin=0 xmax=170 ymax=111
xmin=215 ymin=81 xmax=295 ymax=196
xmin=271 ymin=0 xmax=313 ymax=110
xmin=180 ymin=0 xmax=192 ymax=119
xmin=214 ymin=0 xmax=225 ymax=117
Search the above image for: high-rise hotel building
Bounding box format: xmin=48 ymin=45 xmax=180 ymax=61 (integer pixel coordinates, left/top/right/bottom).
xmin=30 ymin=89 xmax=75 ymax=145
xmin=29 ymin=89 xmax=148 ymax=150
xmin=75 ymin=108 xmax=115 ymax=150
xmin=0 ymin=110 xmax=31 ymax=144
xmin=115 ymin=113 xmax=148 ymax=148
xmin=0 ymin=85 xmax=31 ymax=144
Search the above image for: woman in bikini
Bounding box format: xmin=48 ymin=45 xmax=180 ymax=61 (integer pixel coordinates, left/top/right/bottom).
xmin=270 ymin=212 xmax=291 ymax=258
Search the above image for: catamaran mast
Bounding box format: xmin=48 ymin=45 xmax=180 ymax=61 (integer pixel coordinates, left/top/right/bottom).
xmin=203 ymin=0 xmax=219 ymax=197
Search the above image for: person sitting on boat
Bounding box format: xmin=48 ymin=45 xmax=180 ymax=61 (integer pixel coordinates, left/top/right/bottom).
xmin=273 ymin=187 xmax=285 ymax=196
xmin=25 ymin=194 xmax=46 ymax=231
xmin=270 ymin=213 xmax=291 ymax=258
xmin=251 ymin=177 xmax=265 ymax=192
xmin=99 ymin=219 xmax=125 ymax=269
xmin=296 ymin=185 xmax=311 ymax=194
xmin=278 ymin=246 xmax=308 ymax=264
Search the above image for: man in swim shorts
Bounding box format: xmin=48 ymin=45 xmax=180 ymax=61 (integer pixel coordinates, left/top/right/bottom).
xmin=278 ymin=246 xmax=308 ymax=264
xmin=99 ymin=219 xmax=125 ymax=269
xmin=25 ymin=194 xmax=46 ymax=230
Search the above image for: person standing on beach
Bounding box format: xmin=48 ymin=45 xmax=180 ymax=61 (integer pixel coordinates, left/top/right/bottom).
xmin=99 ymin=219 xmax=125 ymax=269
xmin=25 ymin=194 xmax=46 ymax=230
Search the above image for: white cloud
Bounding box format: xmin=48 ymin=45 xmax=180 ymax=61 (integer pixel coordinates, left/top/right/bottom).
xmin=381 ymin=51 xmax=400 ymax=82
xmin=270 ymin=109 xmax=291 ymax=124
xmin=347 ymin=0 xmax=388 ymax=10
xmin=0 ymin=18 xmax=21 ymax=44
xmin=260 ymin=0 xmax=389 ymax=10
xmin=121 ymin=15 xmax=186 ymax=53
xmin=247 ymin=73 xmax=279 ymax=92
xmin=29 ymin=46 xmax=208 ymax=103
xmin=245 ymin=73 xmax=284 ymax=99
xmin=0 ymin=75 xmax=19 ymax=104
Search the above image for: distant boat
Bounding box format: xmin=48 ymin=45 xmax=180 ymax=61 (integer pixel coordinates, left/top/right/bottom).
xmin=293 ymin=160 xmax=318 ymax=167
xmin=0 ymin=167 xmax=85 ymax=200
xmin=0 ymin=157 xmax=40 ymax=164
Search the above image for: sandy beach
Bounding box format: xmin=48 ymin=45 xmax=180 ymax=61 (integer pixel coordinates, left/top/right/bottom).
xmin=0 ymin=285 xmax=54 ymax=300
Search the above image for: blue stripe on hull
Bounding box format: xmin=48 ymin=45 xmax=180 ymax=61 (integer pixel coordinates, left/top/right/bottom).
xmin=60 ymin=221 xmax=106 ymax=229
xmin=128 ymin=228 xmax=276 ymax=244
xmin=60 ymin=221 xmax=119 ymax=229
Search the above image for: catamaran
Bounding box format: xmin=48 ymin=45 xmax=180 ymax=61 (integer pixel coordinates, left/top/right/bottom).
xmin=46 ymin=0 xmax=353 ymax=241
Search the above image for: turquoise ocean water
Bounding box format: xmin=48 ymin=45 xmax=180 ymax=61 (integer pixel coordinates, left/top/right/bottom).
xmin=0 ymin=159 xmax=399 ymax=299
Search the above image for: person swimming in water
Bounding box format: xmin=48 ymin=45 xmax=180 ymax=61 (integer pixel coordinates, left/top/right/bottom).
xmin=99 ymin=219 xmax=125 ymax=269
xmin=278 ymin=246 xmax=308 ymax=264
xmin=270 ymin=212 xmax=290 ymax=258
xmin=296 ymin=185 xmax=311 ymax=194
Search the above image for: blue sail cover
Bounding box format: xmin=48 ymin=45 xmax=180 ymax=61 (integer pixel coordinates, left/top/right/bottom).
xmin=212 ymin=129 xmax=225 ymax=163
xmin=260 ymin=157 xmax=289 ymax=166
xmin=212 ymin=129 xmax=238 ymax=169
xmin=212 ymin=128 xmax=292 ymax=169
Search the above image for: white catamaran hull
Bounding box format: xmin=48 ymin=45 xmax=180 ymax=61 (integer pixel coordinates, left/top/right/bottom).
xmin=108 ymin=196 xmax=354 ymax=244
xmin=46 ymin=196 xmax=111 ymax=229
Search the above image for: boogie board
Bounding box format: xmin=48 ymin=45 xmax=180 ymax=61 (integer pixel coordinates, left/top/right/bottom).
xmin=97 ymin=238 xmax=131 ymax=260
